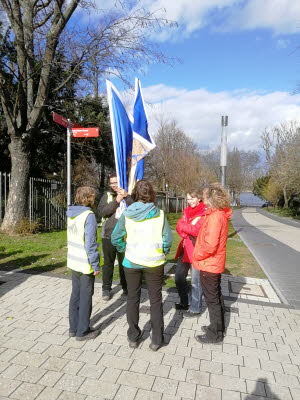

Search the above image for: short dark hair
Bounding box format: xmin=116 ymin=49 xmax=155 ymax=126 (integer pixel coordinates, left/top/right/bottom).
xmin=75 ymin=186 xmax=96 ymax=207
xmin=131 ymin=180 xmax=156 ymax=203
xmin=109 ymin=171 xmax=117 ymax=179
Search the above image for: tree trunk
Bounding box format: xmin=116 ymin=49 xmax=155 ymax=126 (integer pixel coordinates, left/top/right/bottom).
xmin=283 ymin=185 xmax=289 ymax=208
xmin=1 ymin=136 xmax=30 ymax=232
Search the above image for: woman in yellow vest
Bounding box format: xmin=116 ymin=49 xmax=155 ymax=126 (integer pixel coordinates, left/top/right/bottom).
xmin=67 ymin=186 xmax=101 ymax=341
xmin=111 ymin=180 xmax=173 ymax=351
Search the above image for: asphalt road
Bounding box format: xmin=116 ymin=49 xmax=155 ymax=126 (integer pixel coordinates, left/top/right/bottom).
xmin=231 ymin=208 xmax=300 ymax=308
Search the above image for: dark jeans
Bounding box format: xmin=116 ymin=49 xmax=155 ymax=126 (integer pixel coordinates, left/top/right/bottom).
xmin=175 ymin=257 xmax=202 ymax=313
xmin=124 ymin=265 xmax=164 ymax=345
xmin=102 ymin=238 xmax=127 ymax=291
xmin=200 ymin=270 xmax=225 ymax=341
xmin=69 ymin=270 xmax=95 ymax=337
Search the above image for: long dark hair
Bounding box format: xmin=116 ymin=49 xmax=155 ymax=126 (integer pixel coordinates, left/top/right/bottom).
xmin=131 ymin=180 xmax=156 ymax=203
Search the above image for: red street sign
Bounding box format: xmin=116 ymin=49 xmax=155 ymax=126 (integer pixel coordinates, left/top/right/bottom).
xmin=71 ymin=127 xmax=99 ymax=137
xmin=52 ymin=112 xmax=81 ymax=129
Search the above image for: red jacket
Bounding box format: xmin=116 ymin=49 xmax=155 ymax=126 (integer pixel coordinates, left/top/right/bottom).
xmin=175 ymin=204 xmax=206 ymax=263
xmin=192 ymin=207 xmax=232 ymax=274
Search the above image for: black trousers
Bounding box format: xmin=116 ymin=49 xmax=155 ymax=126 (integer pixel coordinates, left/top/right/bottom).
xmin=102 ymin=238 xmax=127 ymax=291
xmin=200 ymin=270 xmax=225 ymax=341
xmin=124 ymin=265 xmax=164 ymax=345
xmin=175 ymin=257 xmax=190 ymax=306
xmin=69 ymin=270 xmax=95 ymax=337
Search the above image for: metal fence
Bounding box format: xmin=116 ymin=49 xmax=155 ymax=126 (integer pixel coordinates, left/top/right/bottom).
xmin=1 ymin=172 xmax=186 ymax=231
xmin=1 ymin=172 xmax=67 ymax=230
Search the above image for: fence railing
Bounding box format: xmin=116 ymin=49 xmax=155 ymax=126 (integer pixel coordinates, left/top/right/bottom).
xmin=1 ymin=173 xmax=186 ymax=231
xmin=1 ymin=172 xmax=67 ymax=230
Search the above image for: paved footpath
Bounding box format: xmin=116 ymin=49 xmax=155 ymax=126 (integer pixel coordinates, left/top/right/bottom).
xmin=231 ymin=208 xmax=300 ymax=308
xmin=0 ymin=270 xmax=300 ymax=400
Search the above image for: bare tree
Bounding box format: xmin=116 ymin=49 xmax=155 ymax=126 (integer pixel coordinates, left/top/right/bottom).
xmin=0 ymin=0 xmax=175 ymax=232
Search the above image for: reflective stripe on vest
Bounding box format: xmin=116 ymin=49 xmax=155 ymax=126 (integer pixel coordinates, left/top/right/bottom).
xmin=125 ymin=210 xmax=165 ymax=267
xmin=67 ymin=210 xmax=94 ymax=274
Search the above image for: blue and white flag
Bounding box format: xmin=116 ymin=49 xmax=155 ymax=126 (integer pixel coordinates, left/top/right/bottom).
xmin=128 ymin=78 xmax=156 ymax=192
xmin=106 ymin=80 xmax=133 ymax=192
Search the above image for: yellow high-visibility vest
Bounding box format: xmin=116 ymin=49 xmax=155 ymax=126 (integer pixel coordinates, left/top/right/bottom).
xmin=67 ymin=210 xmax=95 ymax=274
xmin=125 ymin=210 xmax=166 ymax=267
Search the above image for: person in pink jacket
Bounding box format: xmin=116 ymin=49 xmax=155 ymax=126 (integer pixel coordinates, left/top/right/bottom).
xmin=174 ymin=189 xmax=206 ymax=317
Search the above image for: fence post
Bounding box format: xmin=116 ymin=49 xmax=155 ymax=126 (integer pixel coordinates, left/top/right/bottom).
xmin=0 ymin=172 xmax=2 ymax=224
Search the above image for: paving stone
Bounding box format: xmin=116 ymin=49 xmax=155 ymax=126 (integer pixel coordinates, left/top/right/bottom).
xmin=0 ymin=363 xmax=26 ymax=379
xmin=183 ymin=356 xmax=200 ymax=371
xmin=0 ymin=377 xmax=22 ymax=397
xmin=62 ymin=348 xmax=82 ymax=361
xmin=61 ymin=360 xmax=84 ymax=375
xmin=222 ymin=363 xmax=239 ymax=377
xmin=246 ymin=379 xmax=266 ymax=396
xmin=196 ymin=385 xmax=221 ymax=400
xmin=210 ymin=373 xmax=246 ymax=392
xmin=38 ymin=334 xmax=68 ymax=346
xmin=152 ymin=376 xmax=178 ymax=395
xmin=168 ymin=366 xmax=187 ymax=382
xmin=274 ymin=372 xmax=300 ymax=388
xmin=78 ymin=378 xmax=119 ymax=398
xmin=41 ymin=356 xmax=69 ymax=372
xmin=212 ymin=351 xmax=243 ymax=366
xmin=260 ymin=359 xmax=284 ymax=373
xmin=290 ymin=387 xmax=300 ymax=400
xmin=3 ymin=338 xmax=36 ymax=352
xmin=17 ymin=366 xmax=47 ymax=383
xmin=130 ymin=359 xmax=149 ymax=374
xmin=38 ymin=371 xmax=64 ymax=387
xmin=114 ymin=385 xmax=137 ymax=400
xmin=77 ymin=363 xmax=104 ymax=380
xmin=240 ymin=366 xmax=275 ymax=383
xmin=201 ymin=360 xmax=222 ymax=374
xmin=99 ymin=354 xmax=132 ymax=370
xmin=99 ymin=367 xmax=122 ymax=383
xmin=0 ymin=348 xmax=20 ymax=362
xmin=244 ymin=356 xmax=260 ymax=369
xmin=238 ymin=346 xmax=269 ymax=361
xmin=222 ymin=343 xmax=238 ymax=355
xmin=12 ymin=352 xmax=48 ymax=368
xmin=186 ymin=369 xmax=209 ymax=385
xmin=58 ymin=391 xmax=87 ymax=400
xmin=269 ymin=350 xmax=291 ymax=363
xmin=75 ymin=350 xmax=102 ymax=365
xmin=265 ymin=383 xmax=293 ymax=399
xmin=221 ymin=389 xmax=241 ymax=400
xmin=282 ymin=363 xmax=299 ymax=376
xmin=147 ymin=363 xmax=170 ymax=378
xmin=117 ymin=370 xmax=154 ymax=390
xmin=10 ymin=382 xmax=45 ymax=400
xmin=44 ymin=345 xmax=69 ymax=358
xmin=135 ymin=388 xmax=162 ymax=400
xmin=175 ymin=345 xmax=192 ymax=357
xmin=98 ymin=342 xmax=119 ymax=355
xmin=0 ymin=361 xmax=9 ymax=373
xmin=189 ymin=347 xmax=212 ymax=361
xmin=177 ymin=381 xmax=196 ymax=399
xmin=36 ymin=387 xmax=62 ymax=400
xmin=29 ymin=342 xmax=51 ymax=354
xmin=54 ymin=374 xmax=85 ymax=393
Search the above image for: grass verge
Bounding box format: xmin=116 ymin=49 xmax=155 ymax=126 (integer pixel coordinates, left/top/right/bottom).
xmin=0 ymin=212 xmax=265 ymax=286
xmin=265 ymin=207 xmax=300 ymax=221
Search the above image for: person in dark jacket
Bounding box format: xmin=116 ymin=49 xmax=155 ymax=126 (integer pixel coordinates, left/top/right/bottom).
xmin=111 ymin=180 xmax=173 ymax=351
xmin=97 ymin=172 xmax=132 ymax=300
xmin=67 ymin=186 xmax=101 ymax=341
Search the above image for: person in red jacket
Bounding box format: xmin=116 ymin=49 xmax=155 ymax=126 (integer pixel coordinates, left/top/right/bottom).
xmin=174 ymin=189 xmax=206 ymax=317
xmin=193 ymin=184 xmax=232 ymax=344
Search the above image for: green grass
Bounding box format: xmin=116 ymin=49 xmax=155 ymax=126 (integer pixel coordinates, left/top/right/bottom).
xmin=0 ymin=212 xmax=265 ymax=285
xmin=266 ymin=207 xmax=300 ymax=221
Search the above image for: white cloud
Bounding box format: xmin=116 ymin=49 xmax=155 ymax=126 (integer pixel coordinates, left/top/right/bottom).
xmin=85 ymin=0 xmax=300 ymax=40
xmin=139 ymin=84 xmax=300 ymax=150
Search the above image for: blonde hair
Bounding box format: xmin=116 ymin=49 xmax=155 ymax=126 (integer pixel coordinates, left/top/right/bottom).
xmin=187 ymin=188 xmax=202 ymax=200
xmin=203 ymin=184 xmax=230 ymax=210
xmin=75 ymin=186 xmax=96 ymax=207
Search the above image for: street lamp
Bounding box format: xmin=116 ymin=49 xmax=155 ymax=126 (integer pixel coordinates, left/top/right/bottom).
xmin=220 ymin=116 xmax=228 ymax=187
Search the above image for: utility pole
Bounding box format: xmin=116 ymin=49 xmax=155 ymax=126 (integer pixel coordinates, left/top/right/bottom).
xmin=220 ymin=115 xmax=228 ymax=187
xmin=67 ymin=119 xmax=72 ymax=206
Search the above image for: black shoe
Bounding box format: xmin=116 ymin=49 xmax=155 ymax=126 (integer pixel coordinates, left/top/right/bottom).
xmin=195 ymin=334 xmax=223 ymax=344
xmin=102 ymin=290 xmax=111 ymax=301
xmin=76 ymin=329 xmax=101 ymax=341
xmin=201 ymin=326 xmax=226 ymax=336
xmin=128 ymin=333 xmax=142 ymax=349
xmin=69 ymin=330 xmax=76 ymax=337
xmin=149 ymin=341 xmax=164 ymax=352
xmin=175 ymin=303 xmax=189 ymax=311
xmin=182 ymin=310 xmax=201 ymax=318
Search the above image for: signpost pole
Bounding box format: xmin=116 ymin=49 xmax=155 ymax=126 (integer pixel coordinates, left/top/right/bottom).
xmin=67 ymin=119 xmax=71 ymax=206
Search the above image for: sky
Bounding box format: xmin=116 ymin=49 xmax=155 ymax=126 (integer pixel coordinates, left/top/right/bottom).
xmin=86 ymin=0 xmax=300 ymax=151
